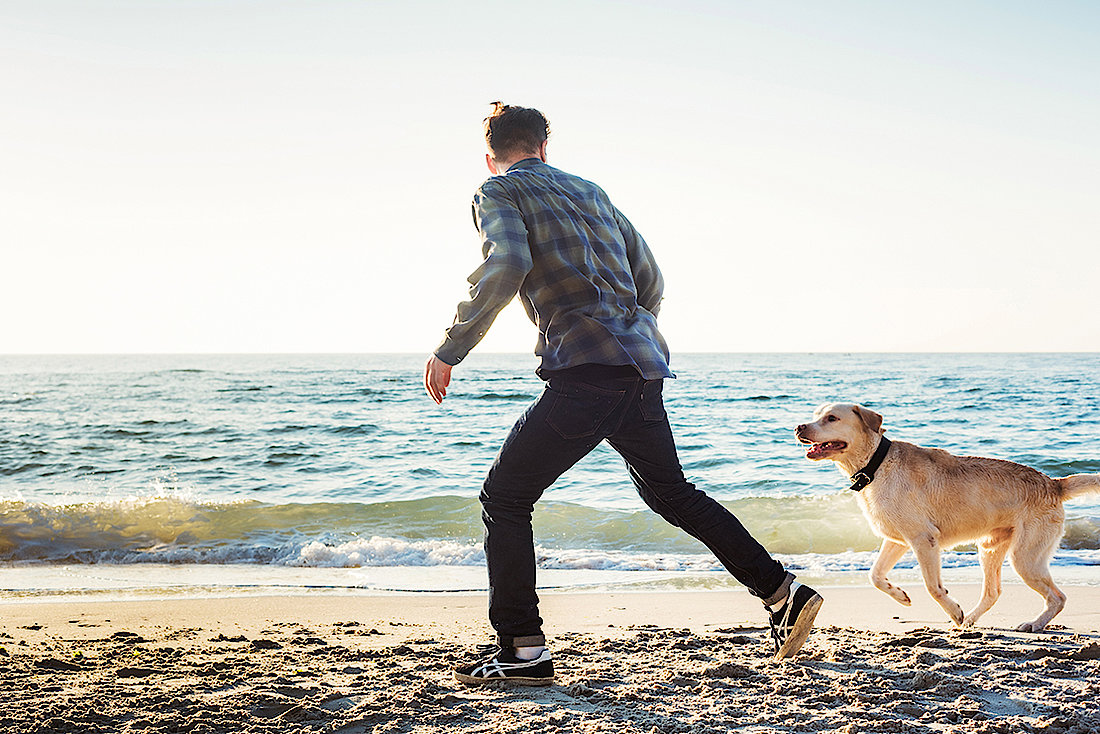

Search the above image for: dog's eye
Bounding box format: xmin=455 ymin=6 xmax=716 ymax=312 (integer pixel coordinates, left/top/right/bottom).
xmin=826 ymin=415 xmax=838 ymax=422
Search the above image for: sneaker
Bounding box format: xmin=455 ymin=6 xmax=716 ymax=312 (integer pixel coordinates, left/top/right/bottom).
xmin=768 ymin=582 xmax=823 ymax=660
xmin=453 ymin=644 xmax=554 ymax=686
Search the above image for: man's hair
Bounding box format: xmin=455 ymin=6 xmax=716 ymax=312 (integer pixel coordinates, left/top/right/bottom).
xmin=483 ymin=102 xmax=549 ymax=160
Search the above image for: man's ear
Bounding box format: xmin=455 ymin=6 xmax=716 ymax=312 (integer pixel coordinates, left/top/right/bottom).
xmin=485 ymin=153 xmax=498 ymax=175
xmin=537 ymin=139 xmax=548 ymax=162
xmin=853 ymin=405 xmax=884 ymax=434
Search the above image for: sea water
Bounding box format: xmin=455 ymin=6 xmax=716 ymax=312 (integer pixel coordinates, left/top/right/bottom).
xmin=1 ymin=353 xmax=1098 ymax=599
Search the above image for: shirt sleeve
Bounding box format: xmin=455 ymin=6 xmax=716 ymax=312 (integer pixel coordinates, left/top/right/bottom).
xmin=434 ymin=182 xmax=534 ymax=366
xmin=613 ymin=206 xmax=664 ymax=317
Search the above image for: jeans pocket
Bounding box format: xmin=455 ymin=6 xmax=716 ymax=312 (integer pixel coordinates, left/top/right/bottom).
xmin=546 ymin=379 xmax=627 ymax=440
xmin=639 ymin=379 xmax=667 ymax=422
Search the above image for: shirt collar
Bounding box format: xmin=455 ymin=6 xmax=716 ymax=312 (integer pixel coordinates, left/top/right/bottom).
xmin=506 ymin=158 xmax=544 ymax=172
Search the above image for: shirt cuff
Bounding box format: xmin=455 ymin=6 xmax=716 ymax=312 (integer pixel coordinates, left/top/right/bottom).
xmin=433 ymin=337 xmax=467 ymax=367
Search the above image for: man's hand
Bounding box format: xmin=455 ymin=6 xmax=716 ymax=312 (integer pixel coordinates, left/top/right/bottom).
xmin=424 ymin=355 xmax=453 ymax=404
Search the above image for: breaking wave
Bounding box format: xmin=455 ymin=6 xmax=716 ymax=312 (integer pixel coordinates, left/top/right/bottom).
xmin=3 ymin=494 xmax=1098 ymax=572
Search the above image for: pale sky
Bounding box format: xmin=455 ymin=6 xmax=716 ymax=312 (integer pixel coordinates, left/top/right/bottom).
xmin=3 ymin=1 xmax=1098 ymax=354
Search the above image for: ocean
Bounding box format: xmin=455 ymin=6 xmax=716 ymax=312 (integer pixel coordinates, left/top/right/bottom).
xmin=2 ymin=352 xmax=1098 ymax=600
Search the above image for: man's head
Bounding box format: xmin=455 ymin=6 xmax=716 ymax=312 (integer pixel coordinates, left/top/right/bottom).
xmin=484 ymin=101 xmax=549 ymax=174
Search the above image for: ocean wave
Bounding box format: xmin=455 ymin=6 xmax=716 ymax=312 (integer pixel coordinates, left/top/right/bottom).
xmin=739 ymin=395 xmax=795 ymax=401
xmin=470 ymin=392 xmax=534 ymax=401
xmin=296 ymin=537 xmax=484 ymax=567
xmin=263 ymin=424 xmax=316 ymax=434
xmin=1014 ymin=456 xmax=1100 ymax=476
xmin=2 ymin=535 xmax=1099 ymax=577
xmin=324 ymin=424 xmax=380 ymax=437
xmin=1063 ymin=516 xmax=1100 ymax=549
xmin=2 ymin=495 xmax=1099 ymax=570
xmin=1 ymin=462 xmax=50 ymax=477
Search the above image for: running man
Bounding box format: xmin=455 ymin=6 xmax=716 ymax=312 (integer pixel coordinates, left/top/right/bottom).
xmin=425 ymin=102 xmax=822 ymax=685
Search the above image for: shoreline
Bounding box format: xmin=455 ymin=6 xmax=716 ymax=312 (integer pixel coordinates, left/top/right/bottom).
xmin=3 ymin=586 xmax=1099 ymax=733
xmin=5 ymin=584 xmax=1100 ymax=637
xmin=3 ymin=562 xmax=1099 ymax=606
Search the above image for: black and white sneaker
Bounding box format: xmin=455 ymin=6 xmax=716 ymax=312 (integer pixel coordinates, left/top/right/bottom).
xmin=769 ymin=582 xmax=823 ymax=660
xmin=453 ymin=645 xmax=554 ymax=686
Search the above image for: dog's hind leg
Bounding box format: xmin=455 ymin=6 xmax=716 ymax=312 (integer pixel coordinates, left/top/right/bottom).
xmin=1008 ymin=518 xmax=1066 ymax=632
xmin=909 ymin=530 xmax=965 ymax=626
xmin=962 ymin=527 xmax=1012 ymax=628
xmin=870 ymin=539 xmax=912 ymax=606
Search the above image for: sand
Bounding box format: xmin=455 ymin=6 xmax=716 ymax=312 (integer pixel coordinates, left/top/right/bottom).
xmin=2 ymin=584 xmax=1099 ymax=734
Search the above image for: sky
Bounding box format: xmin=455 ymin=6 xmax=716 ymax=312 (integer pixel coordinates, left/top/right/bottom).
xmin=2 ymin=0 xmax=1098 ymax=354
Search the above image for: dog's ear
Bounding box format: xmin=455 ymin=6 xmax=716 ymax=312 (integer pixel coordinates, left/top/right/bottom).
xmin=852 ymin=405 xmax=884 ymax=434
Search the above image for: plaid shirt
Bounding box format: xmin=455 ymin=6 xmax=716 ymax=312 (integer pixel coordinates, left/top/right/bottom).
xmin=434 ymin=159 xmax=672 ymax=379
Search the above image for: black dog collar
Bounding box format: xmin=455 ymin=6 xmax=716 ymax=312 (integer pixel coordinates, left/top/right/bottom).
xmin=849 ymin=437 xmax=892 ymax=492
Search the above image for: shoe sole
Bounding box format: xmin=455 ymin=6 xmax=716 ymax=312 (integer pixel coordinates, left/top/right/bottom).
xmin=453 ymin=671 xmax=554 ymax=687
xmin=773 ymin=593 xmax=823 ymax=660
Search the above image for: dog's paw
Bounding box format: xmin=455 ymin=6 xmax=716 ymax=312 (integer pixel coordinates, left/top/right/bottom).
xmin=1015 ymin=621 xmax=1045 ymax=633
xmin=881 ymin=586 xmax=911 ymax=606
xmin=961 ymin=615 xmax=977 ymax=628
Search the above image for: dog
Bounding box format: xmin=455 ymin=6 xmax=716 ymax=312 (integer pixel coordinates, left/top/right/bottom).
xmin=795 ymin=402 xmax=1100 ymax=632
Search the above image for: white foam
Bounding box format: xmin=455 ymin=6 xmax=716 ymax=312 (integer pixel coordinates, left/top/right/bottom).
xmin=294 ymin=536 xmax=484 ymax=568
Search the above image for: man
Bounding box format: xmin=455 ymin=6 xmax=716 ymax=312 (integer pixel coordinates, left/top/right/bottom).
xmin=425 ymin=102 xmax=822 ymax=686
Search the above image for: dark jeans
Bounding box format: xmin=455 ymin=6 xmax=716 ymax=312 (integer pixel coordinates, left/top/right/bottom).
xmin=480 ymin=367 xmax=792 ymax=647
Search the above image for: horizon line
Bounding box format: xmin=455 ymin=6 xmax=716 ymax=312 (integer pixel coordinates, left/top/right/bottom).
xmin=2 ymin=350 xmax=1098 ymax=358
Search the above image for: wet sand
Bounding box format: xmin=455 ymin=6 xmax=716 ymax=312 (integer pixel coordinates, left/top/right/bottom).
xmin=2 ymin=584 xmax=1099 ymax=733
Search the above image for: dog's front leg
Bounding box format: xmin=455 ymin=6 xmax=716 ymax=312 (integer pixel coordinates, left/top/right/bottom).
xmin=909 ymin=531 xmax=965 ymax=626
xmin=870 ymin=539 xmax=912 ymax=606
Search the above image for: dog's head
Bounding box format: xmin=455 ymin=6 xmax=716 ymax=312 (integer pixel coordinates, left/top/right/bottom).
xmin=795 ymin=403 xmax=884 ymax=463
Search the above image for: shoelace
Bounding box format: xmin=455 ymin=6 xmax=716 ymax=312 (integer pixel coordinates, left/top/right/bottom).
xmin=768 ymin=582 xmax=803 ymax=653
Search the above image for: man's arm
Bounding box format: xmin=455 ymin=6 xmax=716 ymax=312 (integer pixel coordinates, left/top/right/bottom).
xmin=613 ymin=207 xmax=664 ymax=316
xmin=427 ymin=183 xmax=533 ymax=401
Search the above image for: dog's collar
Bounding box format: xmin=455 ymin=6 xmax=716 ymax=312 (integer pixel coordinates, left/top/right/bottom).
xmin=849 ymin=437 xmax=892 ymax=492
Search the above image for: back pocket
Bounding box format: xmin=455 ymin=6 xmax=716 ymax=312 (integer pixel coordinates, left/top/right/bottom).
xmin=546 ymin=380 xmax=627 ymax=440
xmin=639 ymin=380 xmax=667 ymax=422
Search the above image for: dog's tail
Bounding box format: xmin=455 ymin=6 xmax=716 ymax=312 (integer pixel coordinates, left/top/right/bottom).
xmin=1056 ymin=474 xmax=1100 ymax=501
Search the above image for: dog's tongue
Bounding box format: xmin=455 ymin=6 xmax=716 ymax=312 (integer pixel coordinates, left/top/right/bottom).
xmin=807 ymin=441 xmax=845 ymax=459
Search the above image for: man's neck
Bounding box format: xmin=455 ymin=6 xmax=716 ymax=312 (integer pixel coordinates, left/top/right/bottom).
xmin=491 ymin=151 xmax=544 ymax=175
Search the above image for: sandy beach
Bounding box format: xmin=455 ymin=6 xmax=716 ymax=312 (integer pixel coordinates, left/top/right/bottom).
xmin=2 ymin=584 xmax=1099 ymax=733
